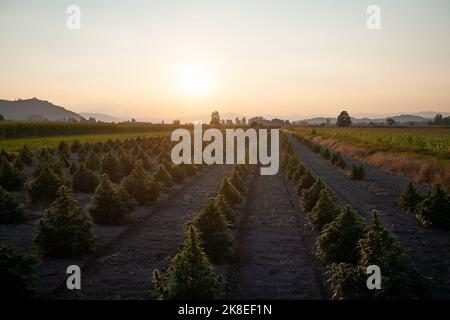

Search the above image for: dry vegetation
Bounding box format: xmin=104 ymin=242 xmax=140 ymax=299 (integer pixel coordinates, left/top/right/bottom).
xmin=288 ymin=127 xmax=450 ymax=191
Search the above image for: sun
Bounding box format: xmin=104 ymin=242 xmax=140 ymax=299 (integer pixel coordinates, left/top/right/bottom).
xmin=176 ymin=63 xmax=212 ymax=96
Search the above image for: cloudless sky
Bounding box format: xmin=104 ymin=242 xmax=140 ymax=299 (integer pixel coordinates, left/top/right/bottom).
xmin=0 ymin=0 xmax=449 ymax=120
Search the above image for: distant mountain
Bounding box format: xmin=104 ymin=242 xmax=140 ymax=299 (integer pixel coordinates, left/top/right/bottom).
xmin=299 ymin=114 xmax=431 ymax=125
xmin=0 ymin=98 xmax=83 ymax=121
xmin=79 ymin=112 xmax=130 ymax=123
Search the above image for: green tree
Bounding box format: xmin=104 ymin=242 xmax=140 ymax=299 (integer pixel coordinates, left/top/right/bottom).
xmin=101 ymin=152 xmax=122 ymax=183
xmin=194 ymin=198 xmax=234 ymax=263
xmin=0 ymin=236 xmax=38 ymax=299
xmin=218 ymin=177 xmax=241 ymax=206
xmin=296 ymin=170 xmax=316 ymax=196
xmin=0 ymin=157 xmax=24 ymax=191
xmin=336 ymin=111 xmax=352 ymax=127
xmin=214 ymin=194 xmax=239 ymax=226
xmin=85 ymin=150 xmax=100 ymax=171
xmin=27 ymin=163 xmax=63 ymax=204
xmin=34 ymin=186 xmax=96 ymax=258
xmin=398 ymin=182 xmax=423 ymax=213
xmin=230 ymin=166 xmax=246 ymax=192
xmin=72 ymin=163 xmax=99 ymax=193
xmin=19 ymin=145 xmax=34 ymax=166
xmin=316 ymin=205 xmax=366 ymax=265
xmin=121 ymin=161 xmax=160 ymax=206
xmin=416 ymin=186 xmax=450 ymax=230
xmin=210 ymin=111 xmax=221 ymax=125
xmin=307 ymin=189 xmax=340 ymax=231
xmin=89 ymin=174 xmax=133 ymax=224
xmin=301 ymin=179 xmax=324 ymax=213
xmin=152 ymin=224 xmax=221 ymax=299
xmin=155 ymin=164 xmax=174 ymax=187
xmin=350 ymin=164 xmax=366 ymax=180
xmin=0 ymin=186 xmax=25 ymax=224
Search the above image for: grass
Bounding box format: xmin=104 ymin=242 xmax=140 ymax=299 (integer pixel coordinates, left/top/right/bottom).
xmin=290 ymin=127 xmax=450 ymax=161
xmin=0 ymin=131 xmax=171 ymax=152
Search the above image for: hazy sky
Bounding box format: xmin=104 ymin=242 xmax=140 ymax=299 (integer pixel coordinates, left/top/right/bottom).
xmin=1 ymin=0 xmax=449 ymax=119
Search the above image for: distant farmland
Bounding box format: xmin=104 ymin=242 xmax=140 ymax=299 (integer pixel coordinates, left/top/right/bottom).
xmin=288 ymin=126 xmax=450 ymax=190
xmin=0 ymin=122 xmax=178 ymax=151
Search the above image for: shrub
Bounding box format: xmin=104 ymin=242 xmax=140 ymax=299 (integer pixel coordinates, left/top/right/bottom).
xmin=296 ymin=170 xmax=316 ymax=196
xmin=214 ymin=194 xmax=239 ymax=226
xmin=85 ymin=151 xmax=100 ymax=171
xmin=350 ymin=164 xmax=365 ymax=180
xmin=0 ymin=236 xmax=38 ymax=299
xmin=327 ymin=263 xmax=367 ymax=300
xmin=34 ymin=186 xmax=95 ymax=258
xmin=0 ymin=157 xmax=24 ymax=191
xmin=14 ymin=156 xmax=25 ymax=171
xmin=89 ymin=174 xmax=133 ymax=224
xmin=358 ymin=211 xmax=430 ymax=299
xmin=0 ymin=186 xmax=25 ymax=224
xmin=218 ymin=177 xmax=241 ymax=206
xmin=101 ymin=153 xmax=122 ymax=183
xmin=316 ymin=205 xmax=366 ymax=265
xmin=152 ymin=224 xmax=220 ymax=299
xmin=155 ymin=164 xmax=174 ymax=187
xmin=121 ymin=161 xmax=160 ymax=206
xmin=27 ymin=164 xmax=63 ymax=204
xmin=69 ymin=162 xmax=78 ymax=175
xmin=19 ymin=145 xmax=34 ymax=166
xmin=194 ymin=198 xmax=234 ymax=263
xmin=321 ymin=148 xmax=331 ymax=160
xmin=118 ymin=150 xmax=135 ymax=176
xmin=398 ymin=182 xmax=423 ymax=213
xmin=307 ymin=189 xmax=340 ymax=231
xmin=230 ymin=166 xmax=246 ymax=192
xmin=336 ymin=156 xmax=347 ymax=169
xmin=72 ymin=164 xmax=99 ymax=193
xmin=301 ymin=179 xmax=324 ymax=213
xmin=416 ymin=186 xmax=450 ymax=230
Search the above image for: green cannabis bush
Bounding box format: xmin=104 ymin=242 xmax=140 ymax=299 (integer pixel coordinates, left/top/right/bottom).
xmin=34 ymin=186 xmax=96 ymax=258
xmin=152 ymin=224 xmax=221 ymax=299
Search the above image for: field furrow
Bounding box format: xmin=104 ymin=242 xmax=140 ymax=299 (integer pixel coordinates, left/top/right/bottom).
xmin=228 ymin=168 xmax=325 ymax=299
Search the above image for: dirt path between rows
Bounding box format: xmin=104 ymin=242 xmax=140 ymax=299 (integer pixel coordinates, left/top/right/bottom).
xmin=227 ymin=168 xmax=327 ymax=299
xmin=55 ymin=165 xmax=232 ymax=300
xmin=286 ymin=134 xmax=450 ymax=299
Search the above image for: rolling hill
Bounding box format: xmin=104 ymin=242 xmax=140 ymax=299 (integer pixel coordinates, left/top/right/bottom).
xmin=0 ymin=98 xmax=84 ymax=121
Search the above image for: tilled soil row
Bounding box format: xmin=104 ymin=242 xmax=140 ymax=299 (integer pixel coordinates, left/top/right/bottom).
xmin=55 ymin=165 xmax=232 ymax=299
xmin=227 ymin=168 xmax=325 ymax=299
xmin=287 ymin=133 xmax=450 ymax=299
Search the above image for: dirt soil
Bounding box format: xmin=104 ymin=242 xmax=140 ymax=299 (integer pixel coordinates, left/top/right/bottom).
xmin=226 ymin=168 xmax=328 ymax=299
xmin=287 ymin=133 xmax=450 ymax=299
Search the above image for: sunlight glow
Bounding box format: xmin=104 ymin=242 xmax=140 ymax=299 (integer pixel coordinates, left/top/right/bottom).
xmin=176 ymin=63 xmax=212 ymax=96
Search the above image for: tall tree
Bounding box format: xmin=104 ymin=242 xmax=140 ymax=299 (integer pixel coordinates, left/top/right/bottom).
xmin=336 ymin=111 xmax=352 ymax=127
xmin=210 ymin=111 xmax=221 ymax=125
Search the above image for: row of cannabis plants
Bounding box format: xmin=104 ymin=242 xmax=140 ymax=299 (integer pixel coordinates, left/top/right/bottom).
xmin=398 ymin=182 xmax=450 ymax=230
xmin=152 ymin=164 xmax=252 ymax=299
xmin=292 ymin=133 xmax=367 ymax=180
xmin=280 ymin=136 xmax=430 ymax=299
xmin=0 ymin=135 xmax=205 ymax=298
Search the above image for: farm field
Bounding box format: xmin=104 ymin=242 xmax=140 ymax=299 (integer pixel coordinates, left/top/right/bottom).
xmin=288 ymin=127 xmax=450 ymax=191
xmin=1 ymin=128 xmax=449 ymax=300
xmin=0 ymin=131 xmax=172 ymax=152
xmin=289 ymin=127 xmax=450 ymax=160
